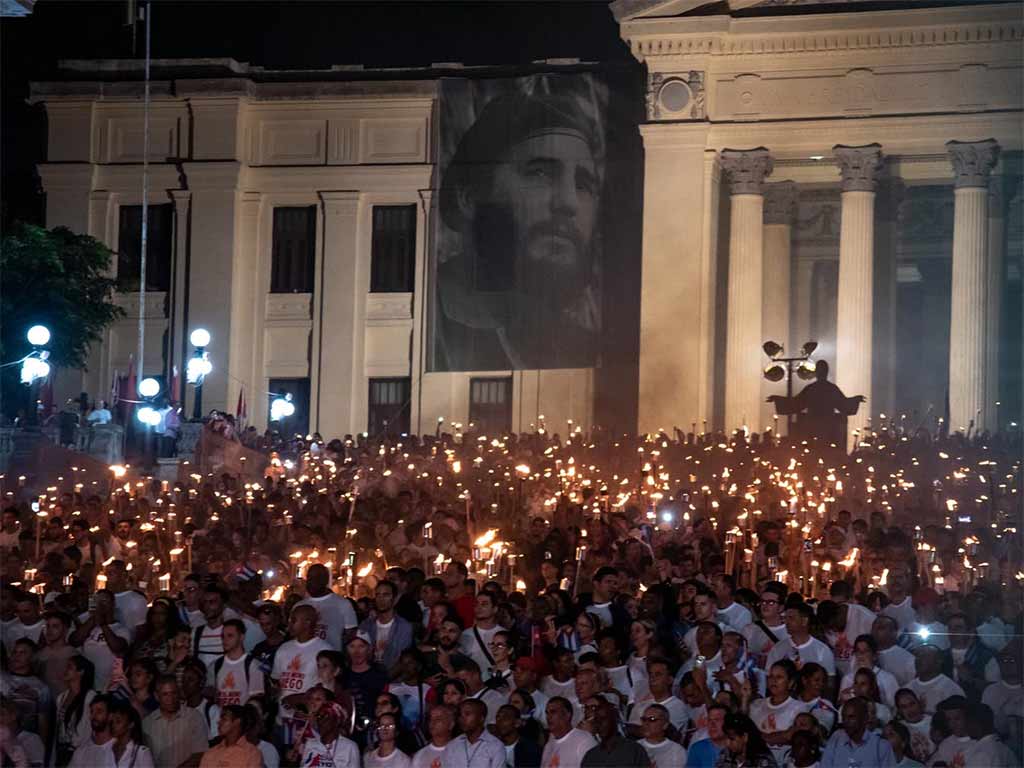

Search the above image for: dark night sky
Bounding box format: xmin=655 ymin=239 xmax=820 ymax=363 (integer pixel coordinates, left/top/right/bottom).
xmin=1 ymin=0 xmax=636 ymax=225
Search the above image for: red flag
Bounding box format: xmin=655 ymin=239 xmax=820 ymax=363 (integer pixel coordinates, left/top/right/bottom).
xmin=122 ymin=355 xmax=137 ymax=402
xmin=170 ymin=365 xmax=180 ymax=405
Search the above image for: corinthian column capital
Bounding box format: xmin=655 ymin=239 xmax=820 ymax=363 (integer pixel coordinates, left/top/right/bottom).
xmin=763 ymin=181 xmax=798 ymax=225
xmin=720 ymin=148 xmax=773 ymax=195
xmin=833 ymin=144 xmax=884 ymax=193
xmin=947 ymin=139 xmax=999 ymax=189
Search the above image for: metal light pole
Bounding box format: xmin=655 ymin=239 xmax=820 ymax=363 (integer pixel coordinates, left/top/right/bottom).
xmin=763 ymin=340 xmax=818 ymax=435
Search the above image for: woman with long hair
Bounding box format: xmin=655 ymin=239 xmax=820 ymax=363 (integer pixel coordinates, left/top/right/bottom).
xmin=125 ymin=659 xmax=159 ymax=718
xmin=108 ymin=699 xmax=154 ymax=768
xmin=797 ymin=662 xmax=838 ymax=735
xmin=54 ymin=656 xmax=95 ymax=767
xmin=486 ymin=630 xmax=515 ymax=691
xmin=884 ymin=720 xmax=924 ymax=768
xmin=851 ymin=668 xmax=892 ymax=729
xmin=130 ymin=598 xmax=182 ymax=672
xmin=716 ymin=712 xmax=778 ymax=768
xmin=567 ymin=612 xmax=601 ymax=663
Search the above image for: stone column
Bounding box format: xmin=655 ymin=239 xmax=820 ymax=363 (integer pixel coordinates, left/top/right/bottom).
xmin=947 ymin=139 xmax=999 ymax=433
xmin=169 ymin=190 xmax=192 ymax=407
xmin=984 ymin=175 xmax=1008 ymax=431
xmin=762 ymin=181 xmax=797 ymax=432
xmin=872 ymin=179 xmax=904 ymax=423
xmin=720 ymin=147 xmax=773 ymax=433
xmin=834 ymin=144 xmax=883 ymax=448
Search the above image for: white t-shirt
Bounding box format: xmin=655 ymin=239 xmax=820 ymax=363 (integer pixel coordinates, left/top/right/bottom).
xmin=965 ymin=734 xmax=1016 ymax=768
xmin=411 ymin=743 xmax=446 ymax=768
xmin=588 ymin=602 xmax=613 ymax=627
xmin=904 ymin=716 xmax=935 ymax=763
xmin=628 ymin=694 xmax=688 ymax=731
xmin=540 ymin=728 xmax=597 ymax=768
xmin=743 ymin=621 xmax=789 ymax=669
xmin=273 ymin=637 xmax=332 ymax=722
xmin=750 ymin=696 xmax=810 ymax=765
xmin=540 ymin=676 xmax=576 ymax=700
xmin=213 ymin=653 xmax=265 ymax=706
xmin=878 ymin=644 xmax=916 ymax=686
xmin=299 ymin=735 xmax=361 ymax=768
xmin=840 ymin=664 xmax=900 ymax=708
xmin=82 ymin=622 xmax=131 ymax=690
xmin=114 ymin=590 xmax=148 ymax=640
xmin=3 ymin=620 xmax=44 ymax=653
xmin=259 ymin=739 xmax=280 ymax=768
xmin=982 ymin=681 xmax=1023 ymax=738
xmin=931 ymin=735 xmax=974 ymax=768
xmin=718 ymin=601 xmax=753 ymax=631
xmin=298 ymin=592 xmax=358 ymax=649
xmin=827 ymin=603 xmax=877 ymax=676
xmin=459 ymin=624 xmax=505 ymax=674
xmin=374 ymin=619 xmax=395 ymax=665
xmin=365 ymin=747 xmax=413 ymax=768
xmin=883 ymin=596 xmax=916 ymax=632
xmin=907 ymin=674 xmax=964 ymax=714
xmin=639 ymin=738 xmax=687 ymax=768
xmin=193 ymin=623 xmax=226 ymax=668
xmin=767 ymin=635 xmax=836 ymax=676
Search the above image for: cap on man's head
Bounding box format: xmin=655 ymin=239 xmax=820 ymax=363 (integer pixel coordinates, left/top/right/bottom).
xmin=440 ymin=90 xmax=601 ymax=231
xmin=347 ymin=630 xmax=372 ymax=648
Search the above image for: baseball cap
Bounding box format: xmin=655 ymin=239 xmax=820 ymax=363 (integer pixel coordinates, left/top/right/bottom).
xmin=347 ymin=630 xmax=372 ymax=648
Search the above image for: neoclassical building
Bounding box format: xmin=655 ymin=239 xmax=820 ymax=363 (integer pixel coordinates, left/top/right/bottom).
xmin=30 ymin=0 xmax=1023 ymax=440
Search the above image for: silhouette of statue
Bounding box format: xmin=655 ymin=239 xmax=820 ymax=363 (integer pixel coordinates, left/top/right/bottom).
xmin=768 ymin=360 xmax=864 ymax=445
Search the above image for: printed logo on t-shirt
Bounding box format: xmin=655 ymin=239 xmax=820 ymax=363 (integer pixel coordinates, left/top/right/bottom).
xmin=281 ymin=655 xmax=307 ymax=691
xmin=218 ymin=671 xmax=240 ymax=706
xmin=315 ymin=622 xmax=328 ymax=641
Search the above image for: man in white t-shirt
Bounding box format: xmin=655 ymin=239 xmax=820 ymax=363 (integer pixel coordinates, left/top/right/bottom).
xmin=637 ymin=702 xmax=687 ymax=768
xmin=358 ymin=580 xmax=414 ymax=670
xmin=458 ymin=591 xmax=507 ymax=675
xmin=192 ymin=585 xmax=230 ymax=668
xmin=820 ymin=582 xmax=877 ymax=677
xmin=628 ymin=658 xmax=688 ymax=735
xmin=766 ymin=602 xmax=836 ymax=683
xmin=541 ymin=697 xmax=597 ymax=768
xmin=983 ymin=647 xmax=1022 ymax=739
xmin=839 ymin=634 xmax=899 ymax=708
xmin=212 ymin=619 xmax=265 ymax=707
xmin=713 ymin=574 xmax=753 ymax=632
xmin=69 ymin=590 xmax=130 ymax=691
xmin=743 ymin=587 xmax=789 ymax=670
xmin=4 ymin=593 xmax=45 ymax=654
xmin=683 ymin=590 xmax=736 ymax=656
xmin=907 ymin=644 xmax=965 ymax=714
xmin=295 ymin=701 xmax=360 ymax=768
xmin=881 ymin=563 xmax=916 ymax=632
xmin=873 ymin=614 xmax=916 ymax=686
xmin=272 ymin=605 xmax=332 ymax=728
xmin=411 ymin=704 xmax=453 ymax=768
xmin=585 ymin=568 xmax=620 ymax=628
xmin=297 ymin=564 xmax=357 ymax=649
xmin=106 ymin=561 xmax=148 ymax=641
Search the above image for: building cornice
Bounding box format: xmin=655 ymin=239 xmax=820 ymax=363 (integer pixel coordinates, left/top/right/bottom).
xmin=621 ymin=3 xmax=1023 ymax=62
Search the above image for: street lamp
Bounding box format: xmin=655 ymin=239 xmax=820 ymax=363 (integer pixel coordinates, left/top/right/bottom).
xmin=186 ymin=328 xmax=212 ymax=420
xmin=21 ymin=326 xmax=51 ymax=425
xmin=270 ymin=393 xmax=295 ymax=424
xmin=136 ymin=377 xmax=162 ymax=466
xmin=763 ymin=340 xmax=818 ymax=435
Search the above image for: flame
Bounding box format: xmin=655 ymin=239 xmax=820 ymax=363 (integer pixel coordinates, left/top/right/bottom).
xmin=838 ymin=548 xmax=860 ymax=568
xmin=474 ymin=529 xmax=498 ymax=548
xmin=356 ymin=563 xmax=374 ymax=578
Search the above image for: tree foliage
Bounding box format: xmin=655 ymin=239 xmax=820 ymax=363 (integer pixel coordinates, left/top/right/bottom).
xmin=1 ymin=222 xmax=125 ymax=372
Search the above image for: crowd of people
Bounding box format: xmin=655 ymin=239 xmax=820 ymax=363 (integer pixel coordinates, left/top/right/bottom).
xmin=0 ymin=421 xmax=1020 ymax=767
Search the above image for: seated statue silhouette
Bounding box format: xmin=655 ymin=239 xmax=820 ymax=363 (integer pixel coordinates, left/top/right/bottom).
xmin=768 ymin=360 xmax=865 ymax=445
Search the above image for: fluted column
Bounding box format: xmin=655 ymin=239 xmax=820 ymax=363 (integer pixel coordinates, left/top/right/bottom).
xmin=762 ymin=181 xmax=797 ymax=432
xmin=834 ymin=144 xmax=883 ymax=448
xmin=984 ymin=176 xmax=1008 ymax=432
xmin=721 ymin=148 xmax=773 ymax=433
xmin=947 ymin=139 xmax=999 ymax=432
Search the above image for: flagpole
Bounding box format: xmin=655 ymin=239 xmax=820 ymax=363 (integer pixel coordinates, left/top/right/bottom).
xmin=135 ymin=0 xmax=152 ymax=407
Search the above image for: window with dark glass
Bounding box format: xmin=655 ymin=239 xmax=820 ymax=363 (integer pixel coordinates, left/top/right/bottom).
xmin=368 ymin=377 xmax=411 ymax=436
xmin=469 ymin=377 xmax=512 ymax=435
xmin=270 ymin=206 xmax=317 ymax=293
xmin=268 ymin=377 xmax=311 ymax=436
xmin=117 ymin=204 xmax=173 ymax=291
xmin=370 ymin=205 xmax=416 ymax=293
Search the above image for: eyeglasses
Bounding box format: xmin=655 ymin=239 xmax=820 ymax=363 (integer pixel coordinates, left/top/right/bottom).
xmin=759 ymin=599 xmax=779 ymax=605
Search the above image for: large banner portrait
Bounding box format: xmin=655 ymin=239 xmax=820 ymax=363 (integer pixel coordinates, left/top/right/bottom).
xmin=430 ymin=72 xmax=637 ymax=373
